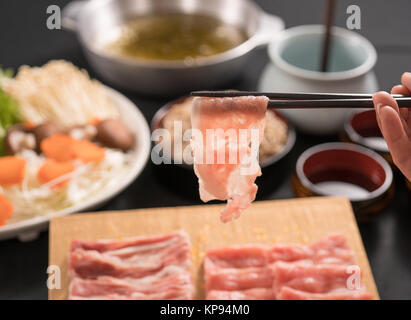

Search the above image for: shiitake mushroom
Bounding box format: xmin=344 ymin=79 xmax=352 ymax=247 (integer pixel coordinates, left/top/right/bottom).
xmin=67 ymin=124 xmax=97 ymax=141
xmin=4 ymin=124 xmax=36 ymax=155
xmin=4 ymin=119 xmax=133 ymax=155
xmin=96 ymin=119 xmax=134 ymax=151
xmin=34 ymin=123 xmax=61 ymax=149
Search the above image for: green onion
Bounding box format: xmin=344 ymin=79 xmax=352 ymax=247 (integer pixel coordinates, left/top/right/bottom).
xmin=0 ymin=68 xmax=21 ymax=155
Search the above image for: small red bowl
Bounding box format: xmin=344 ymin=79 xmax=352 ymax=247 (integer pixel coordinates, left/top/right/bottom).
xmin=292 ymin=142 xmax=394 ymax=222
xmin=343 ymin=110 xmax=393 ymax=165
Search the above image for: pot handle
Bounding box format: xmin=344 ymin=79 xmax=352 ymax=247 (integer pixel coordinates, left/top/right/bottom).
xmin=252 ymin=12 xmax=285 ymax=48
xmin=62 ymin=0 xmax=87 ymax=32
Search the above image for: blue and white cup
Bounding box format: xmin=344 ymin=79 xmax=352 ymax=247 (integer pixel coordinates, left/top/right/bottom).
xmin=258 ymin=25 xmax=378 ymax=135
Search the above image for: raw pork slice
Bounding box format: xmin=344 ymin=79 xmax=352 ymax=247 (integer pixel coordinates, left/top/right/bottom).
xmin=70 ymin=272 xmax=193 ymax=300
xmin=191 ymin=96 xmax=268 ymax=222
xmin=70 ymin=239 xmax=190 ymax=279
xmin=68 ymin=231 xmax=193 ymax=300
xmin=71 ymin=232 xmax=185 ymax=252
xmin=204 ymin=234 xmax=352 ymax=272
xmin=269 ymin=233 xmax=354 ymax=265
xmin=207 ymin=288 xmax=275 ymax=300
xmin=278 ymin=287 xmax=373 ymax=300
xmin=271 ymin=262 xmax=358 ymax=297
xmin=203 ymin=233 xmax=373 ymax=300
xmin=205 ymin=267 xmax=274 ymax=291
xmin=204 ymin=244 xmax=269 ymax=270
xmin=204 ymin=233 xmax=355 ymax=293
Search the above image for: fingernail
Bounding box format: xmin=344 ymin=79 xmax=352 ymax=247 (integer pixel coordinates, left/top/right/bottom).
xmin=380 ymin=105 xmax=401 ymax=120
xmin=380 ymin=105 xmax=390 ymax=113
xmin=378 ymin=104 xmax=397 ymax=114
xmin=376 ymin=103 xmax=384 ymax=113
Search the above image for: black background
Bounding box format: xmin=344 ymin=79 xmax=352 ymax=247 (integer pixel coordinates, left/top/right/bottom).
xmin=0 ymin=0 xmax=410 ymax=299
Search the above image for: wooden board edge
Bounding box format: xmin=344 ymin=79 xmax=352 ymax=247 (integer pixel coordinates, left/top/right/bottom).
xmin=50 ymin=197 xmax=351 ymax=224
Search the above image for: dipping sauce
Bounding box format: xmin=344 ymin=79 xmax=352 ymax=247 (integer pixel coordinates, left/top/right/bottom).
xmin=348 ymin=110 xmax=388 ymax=152
xmin=307 ymin=168 xmax=380 ymax=201
xmin=106 ymin=14 xmax=248 ymax=61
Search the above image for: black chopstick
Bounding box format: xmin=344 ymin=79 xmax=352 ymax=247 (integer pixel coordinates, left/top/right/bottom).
xmin=191 ymin=90 xmax=404 ymax=99
xmin=267 ymin=98 xmax=411 ymax=109
xmin=190 ymin=91 xmax=411 ymax=109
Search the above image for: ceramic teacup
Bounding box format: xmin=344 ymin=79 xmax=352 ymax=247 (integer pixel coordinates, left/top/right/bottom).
xmin=258 ymin=25 xmax=378 ymax=135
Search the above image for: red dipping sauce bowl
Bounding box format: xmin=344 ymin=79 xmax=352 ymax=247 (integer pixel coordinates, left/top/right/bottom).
xmin=342 ymin=110 xmax=392 ymax=166
xmin=292 ymin=142 xmax=394 ymax=222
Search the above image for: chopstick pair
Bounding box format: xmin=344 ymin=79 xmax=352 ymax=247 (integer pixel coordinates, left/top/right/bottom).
xmin=190 ymin=91 xmax=411 ymax=109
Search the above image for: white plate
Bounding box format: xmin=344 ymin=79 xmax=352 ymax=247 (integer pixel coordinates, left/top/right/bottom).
xmin=0 ymin=86 xmax=151 ymax=241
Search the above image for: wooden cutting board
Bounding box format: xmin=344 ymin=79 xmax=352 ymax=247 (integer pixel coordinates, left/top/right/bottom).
xmin=49 ymin=197 xmax=379 ymax=300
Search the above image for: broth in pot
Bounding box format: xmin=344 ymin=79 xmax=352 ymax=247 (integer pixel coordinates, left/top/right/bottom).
xmin=105 ymin=13 xmax=249 ymax=61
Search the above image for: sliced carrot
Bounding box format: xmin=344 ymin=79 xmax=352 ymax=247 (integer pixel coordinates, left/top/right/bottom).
xmin=0 ymin=156 xmax=26 ymax=186
xmin=24 ymin=121 xmax=36 ymax=130
xmin=41 ymin=133 xmax=105 ymax=163
xmin=72 ymin=140 xmax=105 ymax=163
xmin=41 ymin=134 xmax=76 ymax=162
xmin=0 ymin=194 xmax=13 ymax=226
xmin=90 ymin=117 xmax=101 ymax=126
xmin=37 ymin=160 xmax=75 ymax=188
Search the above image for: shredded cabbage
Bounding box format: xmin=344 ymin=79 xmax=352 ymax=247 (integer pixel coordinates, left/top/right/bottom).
xmin=1 ymin=149 xmax=132 ymax=224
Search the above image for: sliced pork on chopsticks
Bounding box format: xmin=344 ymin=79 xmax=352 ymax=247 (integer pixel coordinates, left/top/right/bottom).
xmin=191 ymin=96 xmax=268 ymax=222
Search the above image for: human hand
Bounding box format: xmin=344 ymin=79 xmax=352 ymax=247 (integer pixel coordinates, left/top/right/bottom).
xmin=372 ymin=72 xmax=411 ymax=181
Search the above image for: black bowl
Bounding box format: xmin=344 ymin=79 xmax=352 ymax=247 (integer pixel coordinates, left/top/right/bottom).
xmin=150 ymin=96 xmax=296 ymax=199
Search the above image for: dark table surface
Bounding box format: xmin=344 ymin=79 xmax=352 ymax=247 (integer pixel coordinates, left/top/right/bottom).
xmin=0 ymin=0 xmax=410 ymax=300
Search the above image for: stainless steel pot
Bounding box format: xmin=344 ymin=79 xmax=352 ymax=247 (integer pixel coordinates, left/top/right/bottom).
xmin=62 ymin=0 xmax=284 ymax=95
